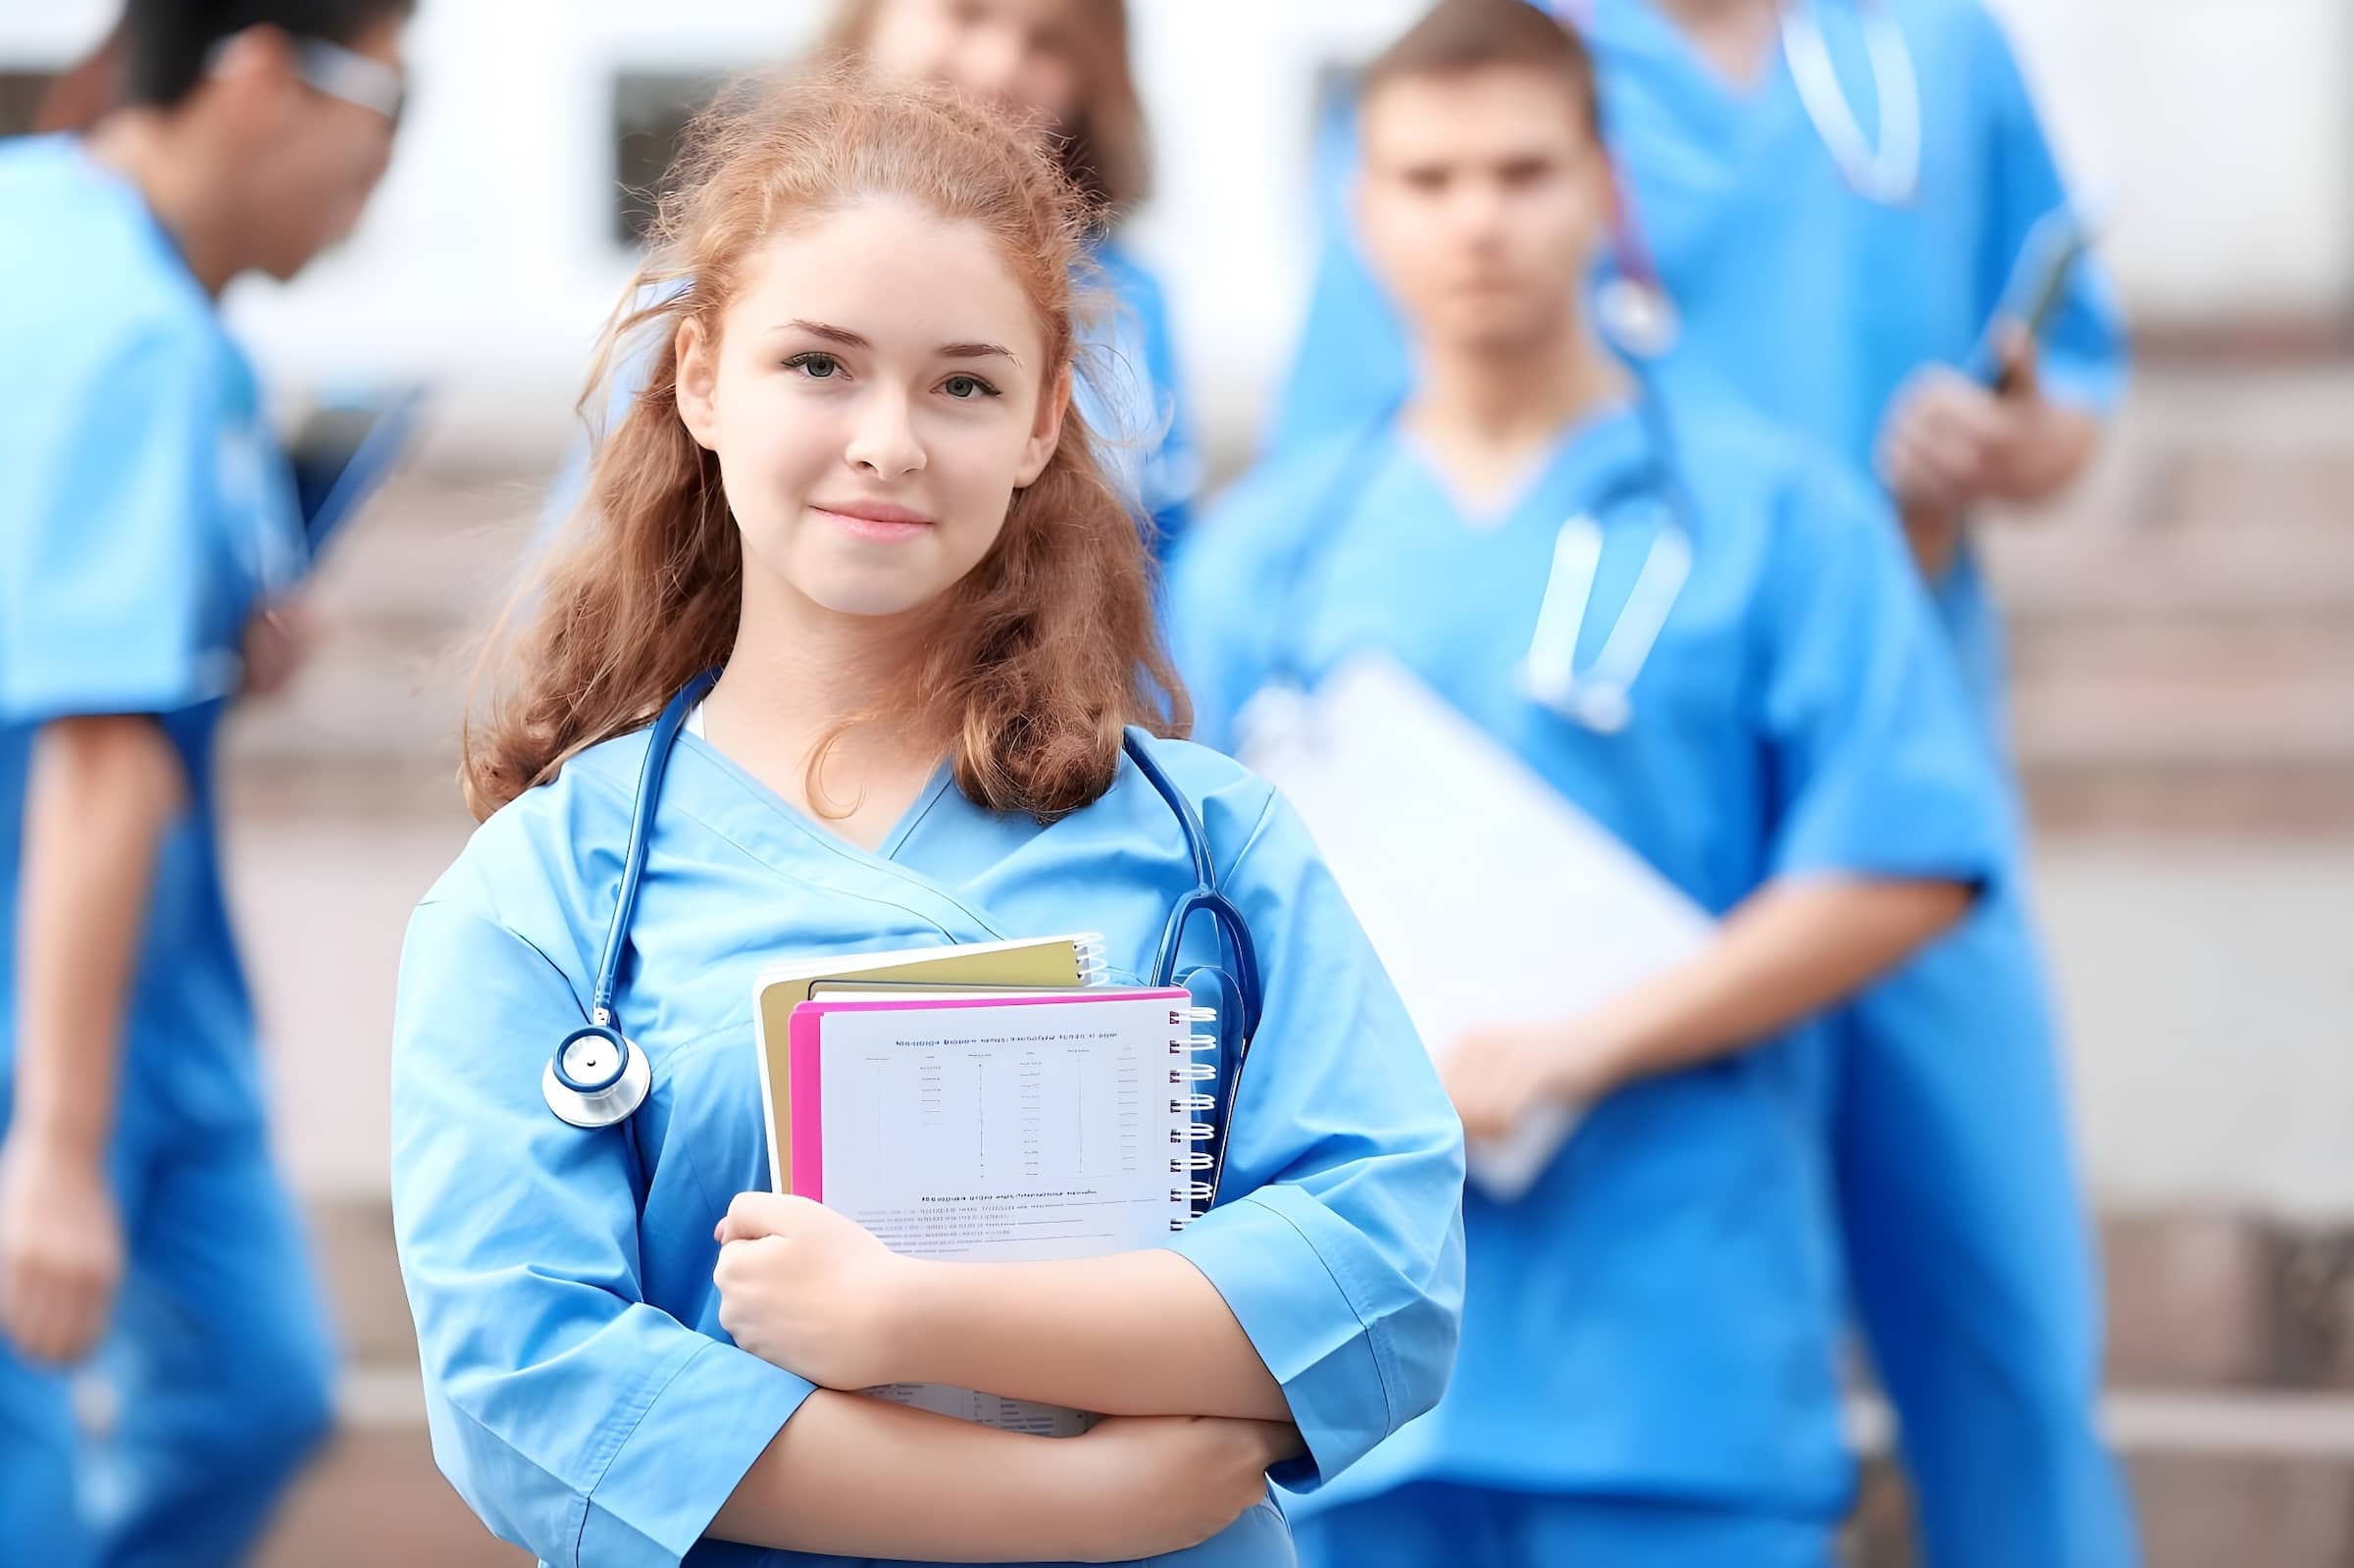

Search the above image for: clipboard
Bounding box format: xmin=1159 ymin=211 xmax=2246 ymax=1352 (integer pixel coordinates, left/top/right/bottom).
xmin=1241 ymin=654 xmax=1714 ymax=1199
xmin=284 ymin=386 xmax=427 ymax=558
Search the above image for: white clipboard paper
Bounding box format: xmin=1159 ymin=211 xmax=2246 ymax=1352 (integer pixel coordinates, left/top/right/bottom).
xmin=1240 ymin=654 xmax=1714 ymax=1200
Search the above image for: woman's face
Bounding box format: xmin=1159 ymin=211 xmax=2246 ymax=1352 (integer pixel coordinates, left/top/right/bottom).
xmin=859 ymin=0 xmax=1086 ymax=129
xmin=674 ymin=196 xmax=1065 ymax=621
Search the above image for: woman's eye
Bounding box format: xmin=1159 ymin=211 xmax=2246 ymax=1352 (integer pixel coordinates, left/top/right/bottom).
xmin=942 ymin=375 xmax=999 ymax=400
xmin=786 ymin=352 xmax=842 ymax=379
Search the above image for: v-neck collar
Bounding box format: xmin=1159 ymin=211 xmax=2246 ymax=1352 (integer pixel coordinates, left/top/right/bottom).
xmin=1592 ymin=0 xmax=1814 ymax=163
xmin=1622 ymin=0 xmax=1790 ymax=106
xmin=676 ymin=728 xmax=957 ymax=866
xmin=1386 ymin=401 xmax=1650 ymax=538
xmin=598 ymin=729 xmax=1009 ymax=944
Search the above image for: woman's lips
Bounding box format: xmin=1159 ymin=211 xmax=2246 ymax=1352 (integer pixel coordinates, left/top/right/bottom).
xmin=811 ymin=499 xmax=935 ymax=542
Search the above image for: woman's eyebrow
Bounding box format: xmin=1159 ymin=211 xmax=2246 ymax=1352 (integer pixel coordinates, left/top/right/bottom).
xmin=768 ymin=321 xmax=1018 ymax=367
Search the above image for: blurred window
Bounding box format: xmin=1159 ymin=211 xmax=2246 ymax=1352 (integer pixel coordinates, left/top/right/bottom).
xmin=610 ymin=70 xmax=727 ymax=246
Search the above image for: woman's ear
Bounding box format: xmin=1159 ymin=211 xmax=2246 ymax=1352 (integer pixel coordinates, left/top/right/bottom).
xmin=1014 ymin=363 xmax=1071 ymax=488
xmin=674 ymin=317 xmax=722 ymax=452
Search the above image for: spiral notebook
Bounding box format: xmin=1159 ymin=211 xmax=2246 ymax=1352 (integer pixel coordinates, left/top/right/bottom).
xmin=751 ymin=934 xmax=1109 ymax=1191
xmin=785 ymin=987 xmax=1219 ymax=1436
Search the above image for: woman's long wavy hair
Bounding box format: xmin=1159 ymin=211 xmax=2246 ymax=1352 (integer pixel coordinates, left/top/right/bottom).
xmin=461 ymin=67 xmax=1187 ymax=824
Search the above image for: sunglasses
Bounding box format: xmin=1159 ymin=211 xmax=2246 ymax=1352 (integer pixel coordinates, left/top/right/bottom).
xmin=293 ymin=37 xmax=406 ymax=127
xmin=206 ymin=32 xmax=407 ymax=128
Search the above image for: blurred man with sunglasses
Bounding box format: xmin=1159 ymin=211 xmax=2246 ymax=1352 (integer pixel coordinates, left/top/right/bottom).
xmin=0 ymin=5 xmax=412 ymax=1563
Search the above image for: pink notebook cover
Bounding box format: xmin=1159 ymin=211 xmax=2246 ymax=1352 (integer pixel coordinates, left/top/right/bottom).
xmin=786 ymin=988 xmax=1194 ymax=1201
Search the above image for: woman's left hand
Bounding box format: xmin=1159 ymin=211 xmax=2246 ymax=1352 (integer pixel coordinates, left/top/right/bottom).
xmin=713 ymin=1192 xmax=916 ymax=1389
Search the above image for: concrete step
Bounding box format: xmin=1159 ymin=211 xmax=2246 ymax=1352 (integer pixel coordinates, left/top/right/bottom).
xmin=1993 ymin=522 xmax=2354 ymax=623
xmin=2101 ymin=1214 xmax=2354 ymax=1394
xmin=1970 ymin=363 xmax=2354 ymax=831
xmin=2010 ymin=668 xmax=2354 ymax=834
xmin=1850 ymin=1435 xmax=2354 ymax=1568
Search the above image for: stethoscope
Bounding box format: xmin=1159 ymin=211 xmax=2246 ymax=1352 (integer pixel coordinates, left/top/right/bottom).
xmin=1779 ymin=0 xmax=1921 ymax=208
xmin=1516 ymin=454 xmax=1693 ymax=734
xmin=1268 ymin=315 xmax=1699 ymax=737
xmin=1600 ymin=0 xmax=1922 ymax=209
xmin=541 ymin=669 xmax=1266 ymax=1211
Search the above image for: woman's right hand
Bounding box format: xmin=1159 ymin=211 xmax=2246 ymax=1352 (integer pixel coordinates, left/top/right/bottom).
xmin=1066 ymin=1413 xmax=1302 ymax=1562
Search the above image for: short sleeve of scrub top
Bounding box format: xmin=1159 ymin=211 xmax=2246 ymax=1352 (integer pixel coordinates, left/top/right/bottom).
xmin=0 ymin=320 xmax=247 ymax=725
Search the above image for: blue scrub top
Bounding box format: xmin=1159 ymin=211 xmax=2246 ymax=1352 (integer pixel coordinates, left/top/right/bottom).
xmin=391 ymin=728 xmax=1465 ymax=1566
xmin=1270 ymin=0 xmax=2128 ymax=721
xmin=0 ymin=134 xmax=303 ymax=1134
xmin=1167 ymin=397 xmax=2009 ymax=1516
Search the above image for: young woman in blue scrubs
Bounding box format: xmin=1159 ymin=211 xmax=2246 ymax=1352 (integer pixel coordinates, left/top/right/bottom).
xmin=1268 ymin=5 xmax=2136 ymax=1560
xmin=1169 ymin=5 xmax=2005 ymax=1561
xmin=391 ymin=70 xmax=1463 ymax=1567
xmin=0 ymin=4 xmax=411 ymax=1564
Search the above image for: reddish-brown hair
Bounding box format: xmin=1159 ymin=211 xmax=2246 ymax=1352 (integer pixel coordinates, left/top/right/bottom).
xmin=819 ymin=0 xmax=1151 ymax=215
xmin=462 ymin=66 xmax=1185 ymax=824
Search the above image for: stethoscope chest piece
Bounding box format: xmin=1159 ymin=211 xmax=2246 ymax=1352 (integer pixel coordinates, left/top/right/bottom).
xmin=542 ymin=1023 xmax=653 ymax=1130
xmin=1596 ymin=276 xmax=1681 ymax=362
xmin=1520 ymin=673 xmax=1634 ymax=735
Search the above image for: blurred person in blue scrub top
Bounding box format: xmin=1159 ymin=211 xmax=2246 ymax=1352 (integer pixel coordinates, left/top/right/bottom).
xmin=1268 ymin=5 xmax=2136 ymax=1562
xmin=1277 ymin=0 xmax=2123 ymax=717
xmin=391 ymin=70 xmax=1461 ymax=1568
xmin=546 ymin=0 xmax=1197 ymax=557
xmin=0 ymin=3 xmax=413 ymax=1566
xmin=1168 ymin=4 xmax=2010 ymax=1562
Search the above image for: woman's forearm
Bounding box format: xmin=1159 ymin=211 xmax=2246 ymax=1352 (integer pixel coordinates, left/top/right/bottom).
xmin=887 ymin=1248 xmax=1291 ymax=1422
xmin=11 ymin=716 xmax=183 ymax=1151
xmin=710 ymin=1389 xmax=1097 ymax=1560
xmin=1587 ymin=874 xmax=1973 ymax=1090
xmin=709 ymin=1389 xmax=1289 ymax=1562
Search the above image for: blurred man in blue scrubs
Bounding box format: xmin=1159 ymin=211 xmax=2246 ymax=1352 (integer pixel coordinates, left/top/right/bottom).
xmin=1173 ymin=3 xmax=2025 ymax=1560
xmin=0 ymin=4 xmax=412 ymax=1564
xmin=1280 ymin=0 xmax=2123 ymax=722
xmin=1268 ymin=2 xmax=2135 ymax=1563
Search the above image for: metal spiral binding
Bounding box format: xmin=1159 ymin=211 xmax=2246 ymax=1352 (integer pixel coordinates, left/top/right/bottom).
xmin=1075 ymin=934 xmax=1110 ymax=986
xmin=1170 ymin=1004 xmax=1220 ymax=1228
